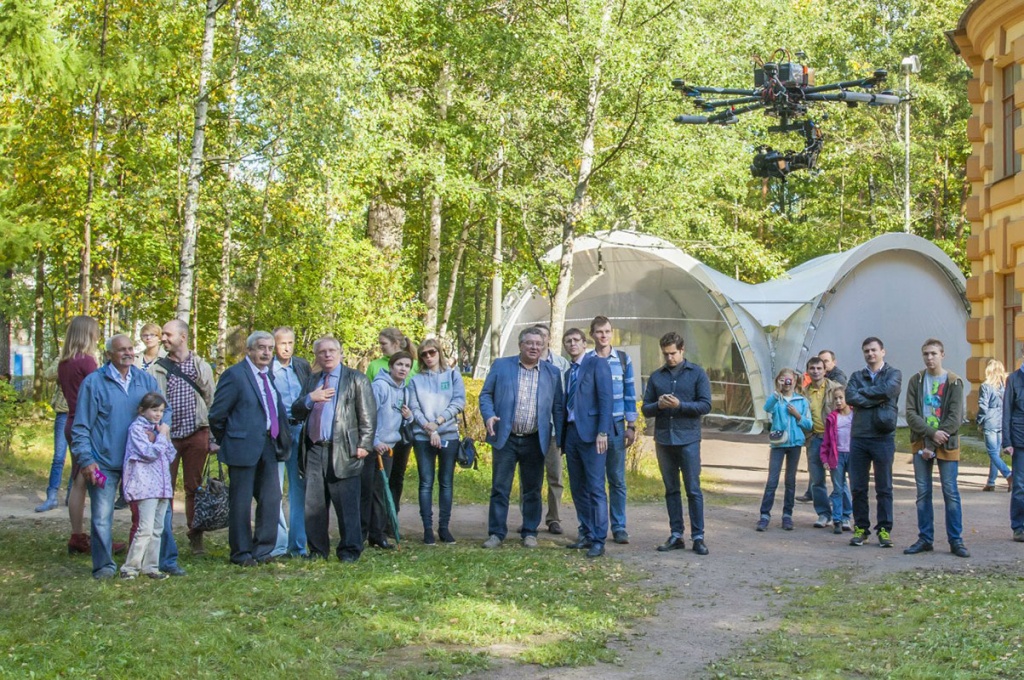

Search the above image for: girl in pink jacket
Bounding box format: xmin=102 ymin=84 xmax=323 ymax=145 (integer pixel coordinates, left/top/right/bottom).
xmin=120 ymin=392 xmax=177 ymax=580
xmin=820 ymin=386 xmax=854 ymax=534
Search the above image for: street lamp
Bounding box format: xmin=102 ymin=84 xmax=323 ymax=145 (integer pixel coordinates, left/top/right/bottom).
xmin=901 ymin=55 xmax=921 ymax=234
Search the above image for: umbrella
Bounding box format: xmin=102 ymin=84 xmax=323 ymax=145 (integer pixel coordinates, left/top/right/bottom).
xmin=378 ymin=451 xmax=401 ymax=545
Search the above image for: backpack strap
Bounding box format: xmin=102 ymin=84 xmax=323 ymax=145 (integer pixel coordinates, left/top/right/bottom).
xmin=156 ymin=357 xmax=207 ymax=403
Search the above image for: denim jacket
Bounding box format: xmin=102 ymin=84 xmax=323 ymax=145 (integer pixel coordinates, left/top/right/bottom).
xmin=977 ymin=382 xmax=1004 ymax=432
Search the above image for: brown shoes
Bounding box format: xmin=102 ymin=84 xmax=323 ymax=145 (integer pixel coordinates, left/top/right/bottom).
xmin=67 ymin=533 xmax=90 ymax=555
xmin=188 ymin=532 xmax=206 ymax=556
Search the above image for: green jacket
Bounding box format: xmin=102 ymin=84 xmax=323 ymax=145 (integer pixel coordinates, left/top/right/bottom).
xmin=905 ymin=369 xmax=964 ymax=460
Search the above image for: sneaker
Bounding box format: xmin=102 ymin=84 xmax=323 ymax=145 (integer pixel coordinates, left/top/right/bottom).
xmin=833 ymin=523 xmax=842 ymax=535
xmin=756 ymin=518 xmax=769 ymax=532
xmin=119 ymin=571 xmax=136 ymax=580
xmin=423 ymin=529 xmax=437 ymax=546
xmin=146 ymin=571 xmax=169 ymax=580
xmin=782 ymin=516 xmax=794 ymax=531
xmin=481 ymin=534 xmax=502 ymax=549
xmin=1014 ymin=530 xmax=1024 ymax=543
xmin=438 ymin=527 xmax=456 ymax=544
xmin=813 ymin=514 xmax=830 ymax=528
xmin=522 ymin=535 xmax=539 ymax=549
xmin=849 ymin=527 xmax=868 ymax=546
xmin=841 ymin=520 xmax=852 ymax=532
xmin=877 ymin=528 xmax=893 ymax=548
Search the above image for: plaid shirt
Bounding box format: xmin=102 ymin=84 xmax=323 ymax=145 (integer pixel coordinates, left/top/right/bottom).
xmin=166 ymin=353 xmax=200 ymax=439
xmin=511 ymin=361 xmax=540 ymax=435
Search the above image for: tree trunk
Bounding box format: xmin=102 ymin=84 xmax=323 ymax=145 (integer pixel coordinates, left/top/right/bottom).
xmin=0 ymin=269 xmax=11 ymax=378
xmin=33 ymin=251 xmax=45 ymax=397
xmin=79 ymin=0 xmax=110 ymax=315
xmin=490 ymin=144 xmax=505 ymax=362
xmin=367 ymin=199 xmax=406 ymax=253
xmin=250 ymin=159 xmax=275 ymax=327
xmin=175 ymin=0 xmax=220 ymax=323
xmin=216 ymin=0 xmax=243 ymax=374
xmin=549 ymin=0 xmax=613 ymax=345
xmin=422 ymin=61 xmax=451 ymax=338
xmin=438 ymin=212 xmax=474 ymax=339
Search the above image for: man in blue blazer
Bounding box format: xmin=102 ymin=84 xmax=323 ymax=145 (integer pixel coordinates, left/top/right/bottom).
xmin=479 ymin=326 xmax=565 ymax=548
xmin=560 ymin=328 xmax=613 ymax=557
xmin=208 ymin=331 xmax=291 ymax=566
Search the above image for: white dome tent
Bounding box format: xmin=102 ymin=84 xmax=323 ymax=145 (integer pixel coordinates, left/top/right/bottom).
xmin=479 ymin=231 xmax=969 ymax=430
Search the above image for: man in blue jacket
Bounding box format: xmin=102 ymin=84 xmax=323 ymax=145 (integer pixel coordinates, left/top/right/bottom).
xmin=1002 ymin=346 xmax=1024 ymax=542
xmin=845 ymin=336 xmax=902 ymax=548
xmin=641 ymin=332 xmax=712 ymax=555
xmin=561 ymin=328 xmax=613 ymax=558
xmin=72 ymin=334 xmax=174 ymax=579
xmin=479 ymin=327 xmax=565 ymax=549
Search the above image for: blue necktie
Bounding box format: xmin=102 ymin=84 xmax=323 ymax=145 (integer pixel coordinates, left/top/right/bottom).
xmin=566 ymin=363 xmax=580 ymax=418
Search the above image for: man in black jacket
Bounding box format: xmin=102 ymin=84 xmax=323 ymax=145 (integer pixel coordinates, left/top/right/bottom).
xmin=845 ymin=337 xmax=902 ymax=548
xmin=1001 ymin=347 xmax=1024 ymax=542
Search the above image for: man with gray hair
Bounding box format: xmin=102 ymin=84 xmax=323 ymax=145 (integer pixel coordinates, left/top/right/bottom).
xmin=72 ymin=334 xmax=172 ymax=578
xmin=291 ymin=336 xmax=376 ymax=562
xmin=208 ymin=331 xmax=292 ymax=566
xmin=150 ymin=319 xmax=215 ymax=555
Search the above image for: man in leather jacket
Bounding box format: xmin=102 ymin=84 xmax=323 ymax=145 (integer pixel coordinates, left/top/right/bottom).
xmin=291 ymin=336 xmax=376 ymax=562
xmin=844 ymin=336 xmax=902 ymax=548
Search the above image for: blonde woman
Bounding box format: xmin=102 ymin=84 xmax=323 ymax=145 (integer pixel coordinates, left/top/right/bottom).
xmin=56 ymin=316 xmax=100 ymax=554
xmin=978 ymin=359 xmax=1011 ymax=491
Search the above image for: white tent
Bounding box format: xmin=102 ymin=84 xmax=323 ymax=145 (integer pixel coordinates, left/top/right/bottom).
xmin=481 ymin=230 xmax=969 ymax=429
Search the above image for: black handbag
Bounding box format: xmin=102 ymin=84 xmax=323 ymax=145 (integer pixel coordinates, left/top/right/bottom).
xmin=192 ymin=456 xmax=229 ymax=532
xmin=456 ymin=410 xmax=477 ymax=470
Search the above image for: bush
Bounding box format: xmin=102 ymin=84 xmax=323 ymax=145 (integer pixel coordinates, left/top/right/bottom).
xmin=0 ymin=381 xmax=32 ymax=456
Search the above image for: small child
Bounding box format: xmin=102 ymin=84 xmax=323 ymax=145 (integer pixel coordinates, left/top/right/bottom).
xmin=757 ymin=368 xmax=812 ymax=531
xmin=820 ymin=386 xmax=854 ymax=534
xmin=120 ymin=392 xmax=177 ymax=580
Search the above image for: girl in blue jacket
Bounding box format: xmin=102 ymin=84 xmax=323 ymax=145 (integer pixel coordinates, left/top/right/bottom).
xmin=757 ymin=368 xmax=812 ymax=531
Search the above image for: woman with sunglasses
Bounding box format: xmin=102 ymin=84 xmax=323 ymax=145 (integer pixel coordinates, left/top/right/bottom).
xmin=408 ymin=339 xmax=466 ymax=544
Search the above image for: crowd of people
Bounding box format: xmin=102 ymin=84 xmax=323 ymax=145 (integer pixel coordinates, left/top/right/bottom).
xmin=33 ymin=315 xmax=1024 ymax=578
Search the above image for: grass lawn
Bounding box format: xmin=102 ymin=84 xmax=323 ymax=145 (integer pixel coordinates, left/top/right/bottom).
xmin=709 ymin=568 xmax=1024 ymax=679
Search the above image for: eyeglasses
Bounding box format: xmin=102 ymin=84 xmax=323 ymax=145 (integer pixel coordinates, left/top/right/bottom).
xmin=141 ymin=334 xmax=157 ymax=339
xmin=421 ymin=349 xmax=438 ymax=357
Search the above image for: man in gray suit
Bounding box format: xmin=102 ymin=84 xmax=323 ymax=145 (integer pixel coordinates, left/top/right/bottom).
xmin=291 ymin=336 xmax=376 ymax=562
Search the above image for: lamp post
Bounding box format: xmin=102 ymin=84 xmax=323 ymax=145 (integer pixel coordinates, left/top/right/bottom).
xmin=901 ymin=55 xmax=921 ymax=234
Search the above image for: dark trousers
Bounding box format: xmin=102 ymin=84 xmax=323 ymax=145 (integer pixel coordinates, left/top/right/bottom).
xmin=488 ymin=433 xmax=545 ymax=540
xmin=564 ymin=423 xmax=609 ymax=546
xmin=655 ymin=441 xmax=705 ymax=540
xmin=226 ymin=436 xmax=282 ymax=563
xmin=388 ymin=442 xmax=413 ymax=513
xmin=849 ymin=435 xmax=895 ymax=534
xmin=360 ymin=451 xmax=393 ymax=544
xmin=305 ymin=441 xmax=362 ymax=560
xmin=169 ymin=426 xmax=210 ymax=536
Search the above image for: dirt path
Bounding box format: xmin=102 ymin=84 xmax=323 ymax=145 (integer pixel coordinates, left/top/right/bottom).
xmin=5 ymin=433 xmax=1022 ymax=678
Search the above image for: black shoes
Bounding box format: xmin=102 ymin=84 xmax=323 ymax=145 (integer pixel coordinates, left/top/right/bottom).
xmin=566 ymin=538 xmax=593 ymax=550
xmin=547 ymin=521 xmax=563 ymax=535
xmin=612 ymin=530 xmax=630 ymax=544
xmin=691 ymin=539 xmax=709 ymax=555
xmin=656 ymin=536 xmax=686 ymax=552
xmin=903 ymin=539 xmax=933 ymax=555
xmin=950 ymin=541 xmax=970 ymax=558
xmin=370 ymin=538 xmax=395 ymax=550
xmin=438 ymin=528 xmax=456 ymax=544
xmin=423 ymin=529 xmax=436 ymax=545
xmin=585 ymin=544 xmax=605 ymax=558
xmin=795 ymin=492 xmax=812 ymax=503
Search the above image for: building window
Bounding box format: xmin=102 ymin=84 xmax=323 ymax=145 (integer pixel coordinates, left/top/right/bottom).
xmin=1002 ymin=62 xmax=1022 ymax=179
xmin=1005 ymin=274 xmax=1022 ymax=370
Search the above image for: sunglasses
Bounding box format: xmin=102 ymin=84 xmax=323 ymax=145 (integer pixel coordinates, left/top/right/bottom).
xmin=421 ymin=349 xmax=438 ymax=357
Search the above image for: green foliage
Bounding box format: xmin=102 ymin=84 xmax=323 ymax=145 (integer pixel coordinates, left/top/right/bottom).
xmin=711 ymin=568 xmax=1024 ymax=679
xmin=0 ymin=524 xmax=658 ymax=678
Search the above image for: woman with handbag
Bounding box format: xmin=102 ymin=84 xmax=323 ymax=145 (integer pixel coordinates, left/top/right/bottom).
xmin=756 ymin=368 xmax=812 ymax=532
xmin=408 ymin=339 xmax=466 ymax=545
xmin=365 ymin=351 xmax=414 ymax=548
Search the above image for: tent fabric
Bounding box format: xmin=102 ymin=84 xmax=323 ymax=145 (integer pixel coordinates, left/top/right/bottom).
xmin=482 ymin=230 xmax=968 ymax=428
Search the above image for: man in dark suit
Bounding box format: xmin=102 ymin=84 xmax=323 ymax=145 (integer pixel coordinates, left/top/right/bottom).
xmin=272 ymin=326 xmax=312 ymax=557
xmin=560 ymin=328 xmax=613 ymax=558
xmin=291 ymin=336 xmax=376 ymax=562
xmin=1002 ymin=346 xmax=1024 ymax=542
xmin=479 ymin=326 xmax=565 ymax=549
xmin=208 ymin=331 xmax=291 ymax=566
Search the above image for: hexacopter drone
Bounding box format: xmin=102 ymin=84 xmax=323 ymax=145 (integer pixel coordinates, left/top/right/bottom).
xmin=672 ymin=50 xmax=902 ymax=181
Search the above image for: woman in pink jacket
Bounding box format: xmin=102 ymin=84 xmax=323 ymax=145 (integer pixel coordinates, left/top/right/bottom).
xmin=120 ymin=393 xmax=178 ymax=580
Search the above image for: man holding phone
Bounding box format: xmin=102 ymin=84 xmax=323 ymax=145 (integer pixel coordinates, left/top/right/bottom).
xmin=641 ymin=332 xmax=712 ymax=555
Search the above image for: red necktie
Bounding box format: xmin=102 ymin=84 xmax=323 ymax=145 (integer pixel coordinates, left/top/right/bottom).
xmin=308 ymin=374 xmax=330 ymax=442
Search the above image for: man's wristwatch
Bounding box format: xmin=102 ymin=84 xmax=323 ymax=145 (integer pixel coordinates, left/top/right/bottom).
xmin=597 ymin=432 xmax=608 ymax=437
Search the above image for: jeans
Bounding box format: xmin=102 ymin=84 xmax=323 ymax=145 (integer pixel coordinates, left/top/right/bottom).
xmin=564 ymin=423 xmax=609 ymax=546
xmin=849 ymin=435 xmax=895 ymax=533
xmin=759 ymin=446 xmax=801 ymax=519
xmin=488 ymin=433 xmax=545 ymax=540
xmin=122 ymin=498 xmax=169 ymax=576
xmin=984 ymin=430 xmax=1012 ymax=485
xmin=87 ymin=468 xmax=122 ymax=578
xmin=272 ymin=462 xmax=290 ymax=556
xmin=414 ymin=439 xmax=457 ymax=530
xmin=829 ymin=451 xmax=853 ymax=523
xmin=912 ymin=454 xmax=963 ymax=544
xmin=48 ymin=413 xmax=69 ymax=493
xmin=655 ymin=442 xmax=704 ymax=540
xmin=807 ymin=436 xmax=830 ymax=516
xmin=605 ymin=424 xmax=627 ymax=533
xmin=1011 ymin=449 xmax=1024 ymax=533
xmin=273 ymin=426 xmax=307 ymax=555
